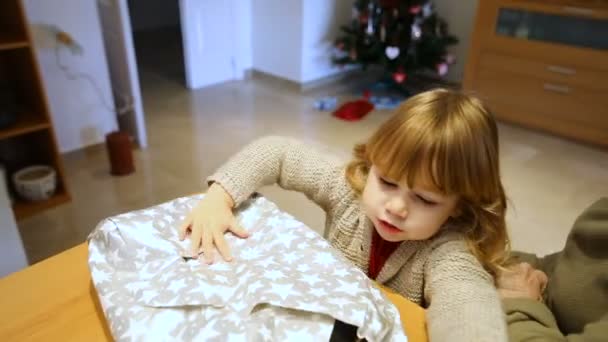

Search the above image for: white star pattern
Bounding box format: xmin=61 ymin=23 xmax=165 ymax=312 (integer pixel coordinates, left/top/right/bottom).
xmin=225 ymin=333 xmax=246 ymax=342
xmin=328 ymin=296 xmax=351 ymax=308
xmin=263 ymin=269 xmax=285 ymax=281
xmin=315 ymin=239 xmax=330 ymax=248
xmin=259 ymin=325 xmax=272 ymax=340
xmin=88 ymin=245 xmax=106 ymax=264
xmin=300 ymin=273 xmax=322 ymax=286
xmin=135 ymin=247 xmax=150 ymax=261
xmin=167 ymin=279 xmax=187 ymax=293
xmin=208 ymin=262 xmax=232 ymax=272
xmin=296 ymin=264 xmax=310 ymax=273
xmin=240 ymin=247 xmax=261 ymax=259
xmin=92 ymin=268 xmax=110 ymax=284
xmin=333 ymin=268 xmax=350 ymax=278
xmin=304 ymin=230 xmax=318 ymax=239
xmin=335 ymin=280 xmax=364 ymax=295
xmin=277 ymin=230 xmax=298 ymax=247
xmin=314 ymin=252 xmax=336 ymax=267
xmin=283 ymin=251 xmax=299 ymax=264
xmin=248 ymin=280 xmax=264 ymax=293
xmin=214 ymin=274 xmax=229 ymax=284
xmin=257 ymin=258 xmax=275 ymax=269
xmin=125 ymin=281 xmax=148 ymax=294
xmin=266 ymin=216 xmax=283 ymax=228
xmin=284 ymin=329 xmax=316 ymax=341
xmin=270 ymin=283 xmax=294 ymax=300
xmin=308 ymin=287 xmax=328 ymax=298
xmin=121 ymin=318 xmax=148 ymax=340
xmin=140 ymin=290 xmax=157 ymax=302
xmin=230 ymin=299 xmax=249 ymax=313
xmin=239 ymin=209 xmax=261 ymax=226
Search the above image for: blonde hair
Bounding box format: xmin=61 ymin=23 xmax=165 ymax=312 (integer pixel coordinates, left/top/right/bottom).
xmin=346 ymin=88 xmax=509 ymax=278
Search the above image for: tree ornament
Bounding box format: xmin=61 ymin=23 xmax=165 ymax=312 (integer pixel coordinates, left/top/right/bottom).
xmin=436 ymin=63 xmax=448 ymax=76
xmin=385 ymin=46 xmax=400 ymax=60
xmin=409 ymin=5 xmax=422 ymax=15
xmin=366 ymin=20 xmax=374 ymax=35
xmin=393 ymin=68 xmax=407 ymax=83
xmin=411 ymin=23 xmax=422 ymax=40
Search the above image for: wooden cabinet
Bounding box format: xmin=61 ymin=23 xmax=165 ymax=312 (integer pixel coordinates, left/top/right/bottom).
xmin=463 ymin=0 xmax=608 ymax=148
xmin=0 ymin=1 xmax=70 ymax=219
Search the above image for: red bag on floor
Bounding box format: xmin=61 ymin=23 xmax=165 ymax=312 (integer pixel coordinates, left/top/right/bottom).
xmin=333 ymin=100 xmax=374 ymax=121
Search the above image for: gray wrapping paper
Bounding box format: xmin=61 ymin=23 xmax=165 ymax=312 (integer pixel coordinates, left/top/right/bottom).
xmin=88 ymin=194 xmax=407 ymax=341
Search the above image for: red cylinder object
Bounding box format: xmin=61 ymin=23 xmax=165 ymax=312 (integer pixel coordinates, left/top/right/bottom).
xmin=105 ymin=131 xmax=134 ymax=176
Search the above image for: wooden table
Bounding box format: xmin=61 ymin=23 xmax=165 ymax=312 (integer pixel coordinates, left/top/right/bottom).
xmin=0 ymin=243 xmax=427 ymax=341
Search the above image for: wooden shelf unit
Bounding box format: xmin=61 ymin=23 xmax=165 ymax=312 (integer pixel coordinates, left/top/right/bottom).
xmin=463 ymin=0 xmax=608 ymax=148
xmin=0 ymin=0 xmax=70 ymax=219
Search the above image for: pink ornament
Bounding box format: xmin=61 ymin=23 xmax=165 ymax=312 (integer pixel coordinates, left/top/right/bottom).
xmin=409 ymin=5 xmax=422 ymax=15
xmin=436 ymin=63 xmax=449 ymax=76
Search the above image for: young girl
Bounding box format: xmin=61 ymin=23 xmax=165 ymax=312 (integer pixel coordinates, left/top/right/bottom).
xmin=180 ymin=88 xmax=509 ymax=341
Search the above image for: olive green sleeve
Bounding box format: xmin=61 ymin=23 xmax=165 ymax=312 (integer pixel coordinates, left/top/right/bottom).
xmin=504 ymin=298 xmax=608 ymax=342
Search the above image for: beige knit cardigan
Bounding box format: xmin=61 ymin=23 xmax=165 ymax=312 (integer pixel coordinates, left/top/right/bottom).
xmin=208 ymin=136 xmax=507 ymax=341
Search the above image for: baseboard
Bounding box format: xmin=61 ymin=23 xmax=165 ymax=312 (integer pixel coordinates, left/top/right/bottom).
xmin=248 ymin=67 xmax=363 ymax=92
xmin=298 ymin=66 xmax=361 ymax=91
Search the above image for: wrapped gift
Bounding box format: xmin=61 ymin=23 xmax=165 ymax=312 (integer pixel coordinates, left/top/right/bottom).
xmin=88 ymin=195 xmax=407 ymax=341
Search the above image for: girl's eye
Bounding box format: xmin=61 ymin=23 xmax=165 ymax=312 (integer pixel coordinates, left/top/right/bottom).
xmin=379 ymin=177 xmax=398 ymax=188
xmin=416 ymin=194 xmax=436 ymax=206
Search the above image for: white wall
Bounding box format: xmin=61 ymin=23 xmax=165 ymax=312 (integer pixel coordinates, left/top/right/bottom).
xmin=433 ymin=0 xmax=479 ymax=82
xmin=234 ymin=0 xmax=253 ymax=72
xmin=24 ymin=0 xmax=118 ymax=153
xmin=251 ymin=0 xmax=303 ymax=83
xmin=250 ymin=0 xmax=352 ymax=84
xmin=300 ymin=0 xmax=352 ymax=83
xmin=128 ymin=0 xmax=180 ymax=32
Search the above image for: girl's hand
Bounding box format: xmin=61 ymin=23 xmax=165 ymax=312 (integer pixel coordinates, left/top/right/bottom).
xmin=497 ymin=262 xmax=548 ymax=301
xmin=179 ymin=184 xmax=249 ymax=264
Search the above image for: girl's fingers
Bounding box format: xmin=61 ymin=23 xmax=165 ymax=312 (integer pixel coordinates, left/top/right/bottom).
xmin=229 ymin=220 xmax=249 ymax=238
xmin=189 ymin=223 xmax=203 ymax=258
xmin=213 ymin=231 xmax=233 ymax=262
xmin=202 ymin=229 xmax=214 ymax=264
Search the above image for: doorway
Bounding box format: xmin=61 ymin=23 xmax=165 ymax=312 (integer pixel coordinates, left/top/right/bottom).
xmin=127 ymin=0 xmax=185 ymax=87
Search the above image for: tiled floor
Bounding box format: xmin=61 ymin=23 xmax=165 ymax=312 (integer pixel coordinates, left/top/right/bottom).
xmin=16 ymin=29 xmax=608 ymax=265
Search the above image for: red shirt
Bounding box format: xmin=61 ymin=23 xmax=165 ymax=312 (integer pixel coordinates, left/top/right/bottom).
xmin=368 ymin=229 xmax=402 ymax=280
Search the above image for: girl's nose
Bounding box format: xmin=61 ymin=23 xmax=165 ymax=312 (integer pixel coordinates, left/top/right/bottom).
xmin=386 ymin=197 xmax=408 ymax=219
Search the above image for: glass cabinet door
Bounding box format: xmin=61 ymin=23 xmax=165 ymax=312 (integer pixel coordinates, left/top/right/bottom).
xmin=495 ymin=7 xmax=608 ymax=50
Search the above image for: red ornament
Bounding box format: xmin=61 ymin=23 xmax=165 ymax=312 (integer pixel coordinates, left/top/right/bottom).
xmin=409 ymin=5 xmax=422 ymax=15
xmin=393 ymin=71 xmax=407 ymax=84
xmin=362 ymin=89 xmax=371 ymax=99
xmin=359 ymin=13 xmax=369 ymax=23
xmin=333 ymin=100 xmax=374 ymax=121
xmin=336 ymin=42 xmax=345 ymax=50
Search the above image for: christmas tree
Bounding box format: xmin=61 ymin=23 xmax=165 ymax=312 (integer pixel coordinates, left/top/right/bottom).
xmin=334 ymin=0 xmax=458 ymax=87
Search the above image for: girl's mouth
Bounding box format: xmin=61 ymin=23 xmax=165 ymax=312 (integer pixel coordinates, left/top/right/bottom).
xmin=378 ymin=219 xmax=402 ymax=234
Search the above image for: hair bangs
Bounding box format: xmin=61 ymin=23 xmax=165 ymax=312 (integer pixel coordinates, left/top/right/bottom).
xmin=366 ymin=114 xmax=447 ymax=194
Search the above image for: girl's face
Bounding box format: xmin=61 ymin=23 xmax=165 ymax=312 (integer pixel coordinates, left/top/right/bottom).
xmin=362 ymin=165 xmax=460 ymax=242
